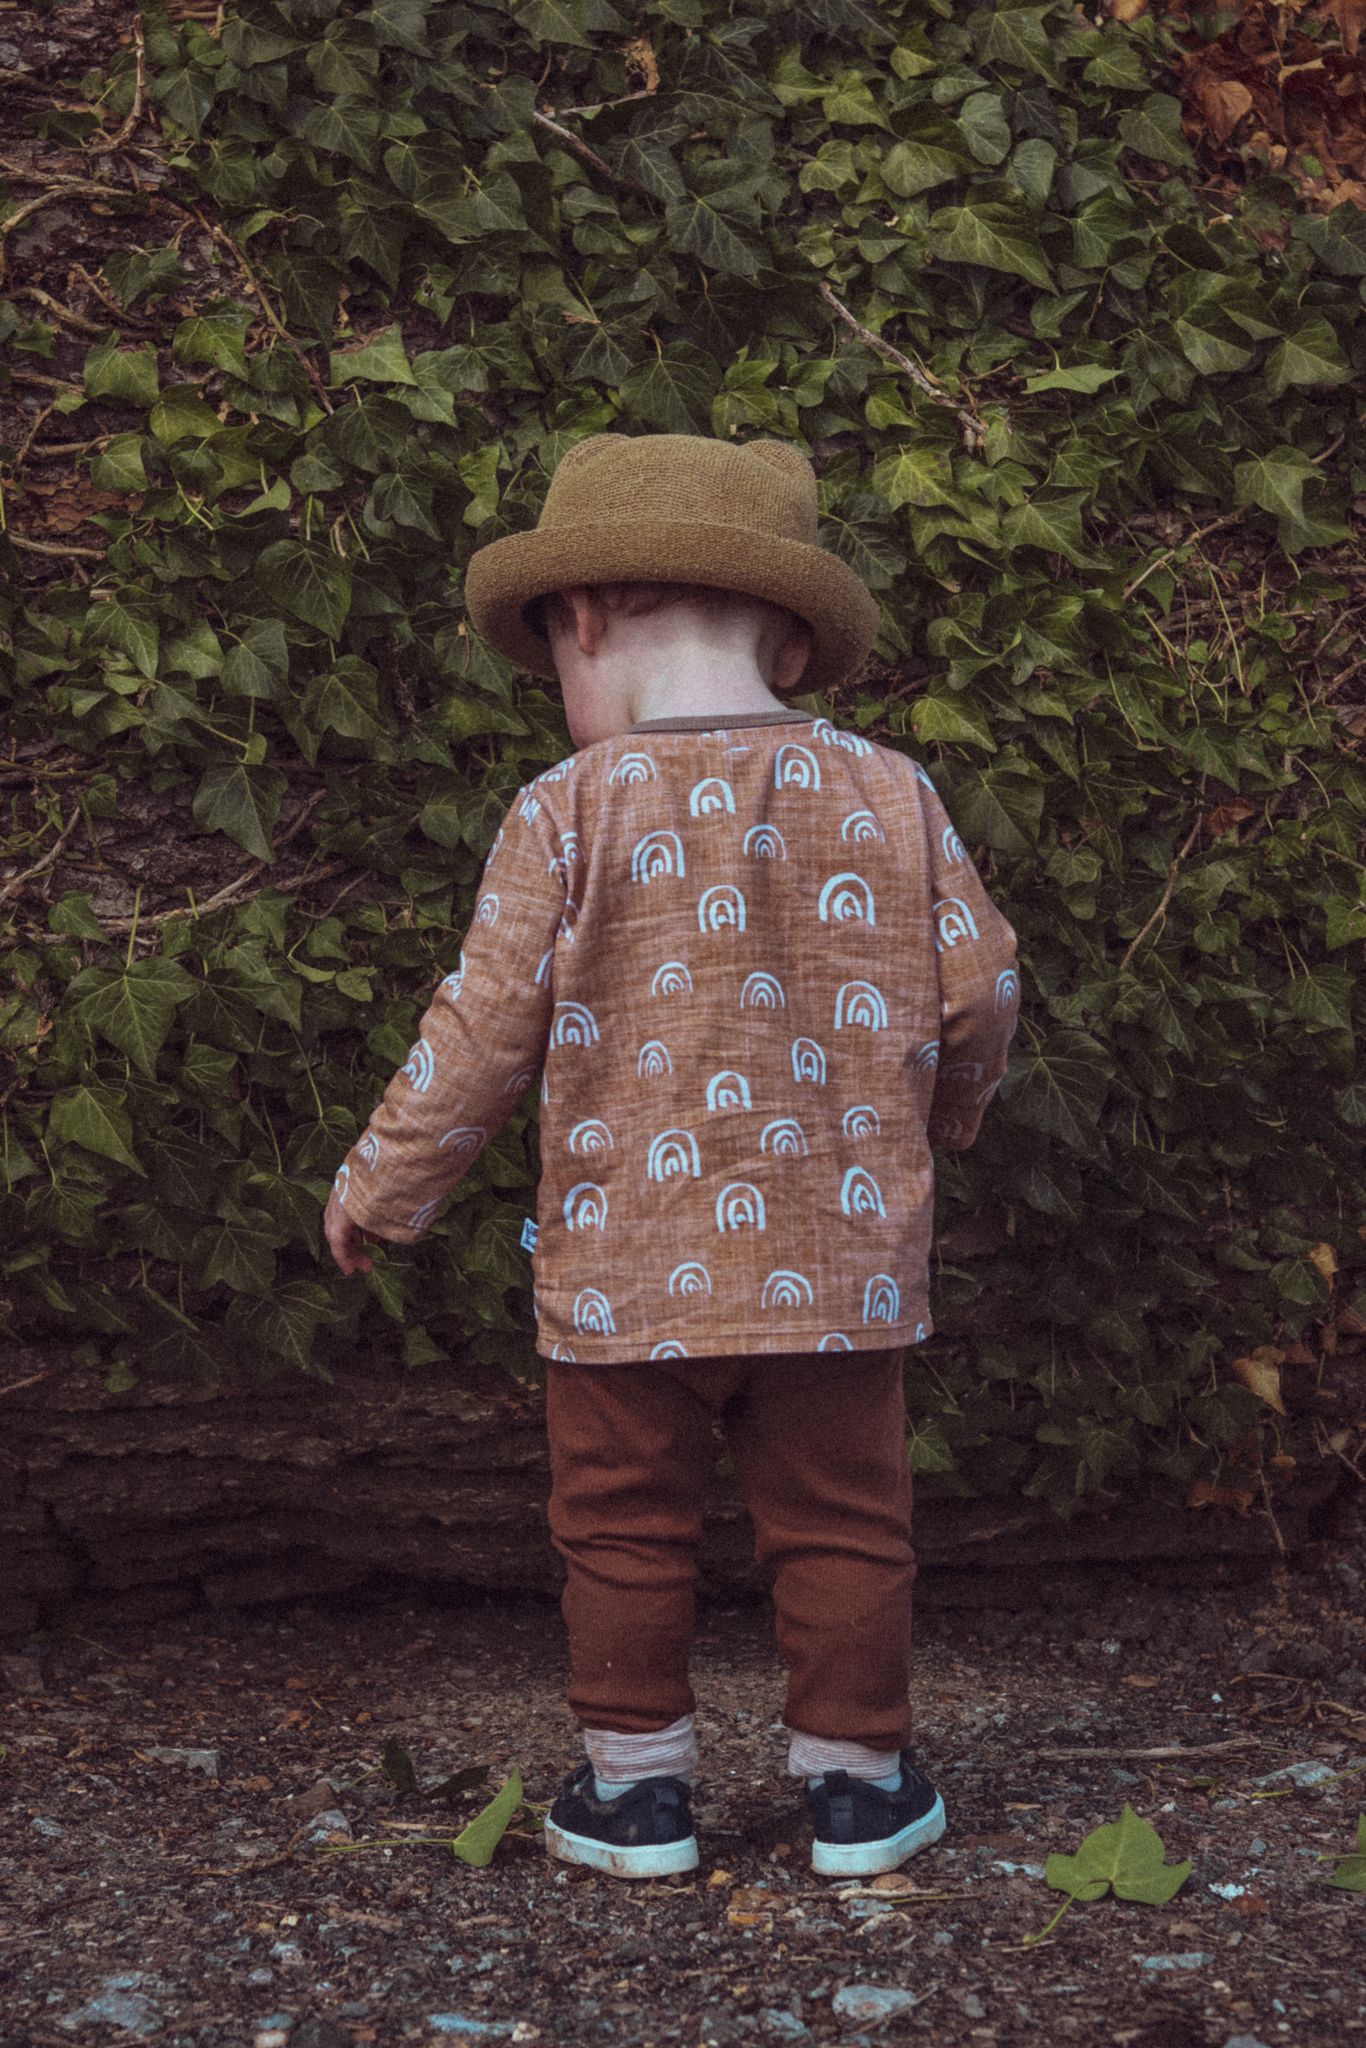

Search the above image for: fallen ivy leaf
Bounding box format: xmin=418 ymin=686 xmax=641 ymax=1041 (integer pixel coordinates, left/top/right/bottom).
xmin=1025 ymin=1805 xmax=1191 ymax=1945
xmin=1323 ymin=1814 xmax=1366 ymax=1893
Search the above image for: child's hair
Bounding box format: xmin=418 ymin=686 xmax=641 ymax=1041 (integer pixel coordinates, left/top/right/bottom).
xmin=527 ymin=580 xmax=806 ymax=641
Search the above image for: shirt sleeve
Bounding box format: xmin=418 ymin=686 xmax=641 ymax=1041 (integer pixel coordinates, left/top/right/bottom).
xmin=330 ymin=783 xmax=567 ymax=1243
xmin=917 ymin=775 xmax=1021 ymax=1152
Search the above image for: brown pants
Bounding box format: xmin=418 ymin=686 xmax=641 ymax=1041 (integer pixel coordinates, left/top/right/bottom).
xmin=545 ymin=1346 xmax=917 ymax=1752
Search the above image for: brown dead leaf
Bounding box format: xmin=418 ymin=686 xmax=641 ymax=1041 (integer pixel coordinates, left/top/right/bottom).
xmin=1106 ymin=0 xmax=1149 ymax=18
xmin=1122 ymin=1674 xmax=1163 ymax=1688
xmin=1187 ymin=1479 xmax=1257 ymax=1513
xmin=1309 ymin=1242 xmax=1338 ymax=1285
xmin=1230 ymin=1345 xmax=1286 ymax=1415
xmin=1203 ymin=796 xmax=1256 ymax=837
xmin=1200 ymin=77 xmax=1255 ymax=143
xmin=623 ymin=34 xmax=659 ymax=92
xmin=1326 ymin=0 xmax=1366 ymax=56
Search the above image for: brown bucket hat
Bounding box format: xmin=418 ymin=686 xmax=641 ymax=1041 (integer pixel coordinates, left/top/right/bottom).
xmin=462 ymin=432 xmax=883 ymax=695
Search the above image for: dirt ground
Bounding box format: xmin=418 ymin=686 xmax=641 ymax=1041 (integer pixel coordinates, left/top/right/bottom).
xmin=3 ymin=1511 xmax=1365 ymax=2048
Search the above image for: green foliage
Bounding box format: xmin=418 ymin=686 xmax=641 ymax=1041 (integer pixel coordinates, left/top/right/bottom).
xmin=1027 ymin=1804 xmax=1191 ymax=1943
xmin=1 ymin=0 xmax=1362 ymax=1516
xmin=1322 ymin=1814 xmax=1366 ymax=1893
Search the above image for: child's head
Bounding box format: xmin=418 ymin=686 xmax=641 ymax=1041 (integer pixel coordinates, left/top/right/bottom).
xmin=533 ymin=579 xmax=815 ymax=746
xmin=462 ymin=433 xmax=883 ymax=741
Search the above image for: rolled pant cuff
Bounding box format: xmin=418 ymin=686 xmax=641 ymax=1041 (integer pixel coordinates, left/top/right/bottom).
xmin=787 ymin=1732 xmax=902 ymax=1779
xmin=583 ymin=1713 xmax=700 ymax=1781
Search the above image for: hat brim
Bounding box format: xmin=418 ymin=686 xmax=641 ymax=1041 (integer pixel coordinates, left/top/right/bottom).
xmin=462 ymin=521 xmax=882 ymax=695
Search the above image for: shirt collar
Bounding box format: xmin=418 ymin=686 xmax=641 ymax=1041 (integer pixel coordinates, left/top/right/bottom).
xmin=628 ymin=710 xmax=813 ymax=733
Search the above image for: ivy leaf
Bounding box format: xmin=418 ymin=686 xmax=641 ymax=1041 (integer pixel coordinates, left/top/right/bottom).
xmin=88 ymin=592 xmax=160 ymax=680
xmin=1046 ymin=1806 xmax=1192 ymax=1905
xmin=90 ymin=433 xmax=149 ymax=491
xmin=617 ymin=344 xmax=722 ymax=433
xmin=84 ymin=339 xmax=159 ymax=407
xmin=451 ymin=1768 xmax=525 ymax=1867
xmin=48 ymin=1084 xmax=144 ymax=1174
xmin=1324 ymin=1814 xmax=1366 ymax=1892
xmin=67 ymin=959 xmax=197 ymax=1077
xmin=196 ymin=1200 xmax=284 ymax=1296
xmin=928 ymin=201 xmax=1054 ymax=290
xmin=258 ymin=539 xmax=353 ymax=637
xmin=1233 ymin=446 xmax=1320 ymax=526
xmin=1118 ymin=94 xmax=1196 ymax=170
xmin=910 ymin=696 xmax=997 ymax=751
xmin=1295 ymin=205 xmax=1366 ymax=277
xmin=330 ymin=323 xmax=416 ymax=387
xmin=192 ymin=760 xmax=287 ymax=862
xmin=149 ymin=385 xmax=223 ymax=444
xmin=1262 ymin=316 xmax=1352 ymax=399
xmin=997 ymin=1029 xmax=1111 ymax=1152
xmin=173 ymin=303 xmax=250 ymax=377
xmin=1022 ymin=363 xmax=1121 ymax=394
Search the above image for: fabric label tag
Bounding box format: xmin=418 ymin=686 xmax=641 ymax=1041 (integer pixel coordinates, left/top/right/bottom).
xmin=521 ymin=1217 xmax=539 ymax=1253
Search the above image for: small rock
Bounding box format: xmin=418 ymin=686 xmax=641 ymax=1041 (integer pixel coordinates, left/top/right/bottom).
xmin=761 ymin=2013 xmax=808 ymax=2039
xmin=1208 ymin=1882 xmax=1248 ymax=1900
xmin=32 ymin=1816 xmax=67 ymax=1837
xmin=143 ymin=1745 xmax=220 ymax=1779
xmin=427 ymin=2019 xmax=516 ymax=2039
xmin=1 ymin=1653 xmax=46 ymax=1694
xmin=255 ymin=2032 xmax=291 ymax=2048
xmin=958 ymin=1991 xmax=987 ymax=2019
xmin=831 ymin=1985 xmax=917 ymax=2023
xmin=302 ymin=1808 xmax=352 ymax=1844
xmin=1252 ymin=1759 xmax=1338 ymax=1791
xmin=1250 ymin=1836 xmax=1268 ymax=1855
xmin=287 ymin=1779 xmax=341 ymax=1818
xmin=991 ymin=1859 xmax=1047 ymax=1879
xmin=1224 ymin=2037 xmax=1272 ymax=2048
xmin=59 ymin=1976 xmax=164 ymax=2038
xmin=246 ymin=1968 xmax=275 ymax=1988
xmin=1138 ymin=1951 xmax=1213 ymax=1970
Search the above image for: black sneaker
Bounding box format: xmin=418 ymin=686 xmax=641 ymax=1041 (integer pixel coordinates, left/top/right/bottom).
xmin=804 ymin=1751 xmax=946 ymax=1877
xmin=544 ymin=1762 xmax=699 ymax=1879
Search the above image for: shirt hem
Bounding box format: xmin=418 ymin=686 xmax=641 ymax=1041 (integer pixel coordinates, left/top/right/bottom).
xmin=533 ymin=1313 xmax=934 ymax=1363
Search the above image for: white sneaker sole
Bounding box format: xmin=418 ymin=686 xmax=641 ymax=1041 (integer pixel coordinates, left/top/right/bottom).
xmin=544 ymin=1818 xmax=699 ymax=1880
xmin=811 ymin=1792 xmax=947 ymax=1877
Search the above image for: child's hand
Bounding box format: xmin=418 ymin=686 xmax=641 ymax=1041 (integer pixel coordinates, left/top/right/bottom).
xmin=323 ymin=1187 xmax=379 ymax=1276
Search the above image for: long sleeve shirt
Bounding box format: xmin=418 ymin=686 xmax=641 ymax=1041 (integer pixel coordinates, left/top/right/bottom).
xmin=331 ymin=707 xmax=1021 ymax=1363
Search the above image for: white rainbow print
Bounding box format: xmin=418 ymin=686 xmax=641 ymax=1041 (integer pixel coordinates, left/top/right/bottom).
xmin=573 ymin=1288 xmax=616 ymax=1334
xmin=819 ymin=872 xmax=875 ymax=926
xmin=551 ymin=1001 xmax=599 ymax=1048
xmin=647 ymin=1129 xmax=701 ymax=1181
xmin=791 ymin=1037 xmax=827 ymax=1084
xmin=841 ymin=1167 xmax=886 ymax=1220
xmin=762 ymin=1270 xmax=814 ymax=1309
xmin=760 ymin=1117 xmax=807 ymax=1158
xmin=564 ymin=1182 xmax=607 ymax=1231
xmin=631 ymin=829 xmax=685 ymax=882
xmin=774 ymin=742 xmax=821 ymax=790
xmin=842 ymin=810 xmax=883 ymax=843
xmin=610 ymin=751 xmax=658 ymax=787
xmin=812 ymin=717 xmax=873 ymax=757
xmin=438 ymin=1126 xmax=486 ymax=1162
xmin=933 ymin=896 xmax=980 ymax=950
xmin=743 ymin=822 xmax=785 ymax=859
xmin=652 ymin=960 xmax=693 ymax=997
xmin=740 ymin=971 xmax=785 ymax=1009
xmin=705 ymin=1071 xmax=751 ymax=1111
xmin=402 ymin=1038 xmax=435 ymax=1093
xmin=568 ymin=1119 xmax=614 ymax=1155
xmin=842 ymin=1105 xmax=881 ymax=1138
xmin=717 ymin=1182 xmax=766 ymax=1231
xmin=863 ymin=1273 xmax=901 ymax=1323
xmin=834 ymin=981 xmax=888 ymax=1030
xmin=698 ymin=883 xmax=745 ymax=933
xmin=668 ymin=1261 xmax=712 ymax=1297
xmin=689 ymin=776 xmax=735 ymax=816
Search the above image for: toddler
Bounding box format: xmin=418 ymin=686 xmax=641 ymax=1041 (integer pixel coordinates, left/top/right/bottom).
xmin=324 ymin=434 xmax=1020 ymax=1880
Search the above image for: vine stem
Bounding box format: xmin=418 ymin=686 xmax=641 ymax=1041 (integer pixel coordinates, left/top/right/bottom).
xmin=89 ymin=9 xmax=147 ymax=155
xmin=1117 ymin=810 xmax=1205 ymax=972
xmin=817 ymin=279 xmax=987 ymax=452
xmin=0 ymin=807 xmax=83 ymax=908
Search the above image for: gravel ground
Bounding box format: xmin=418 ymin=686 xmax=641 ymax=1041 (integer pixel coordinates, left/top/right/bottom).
xmin=3 ymin=1535 xmax=1364 ymax=2048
